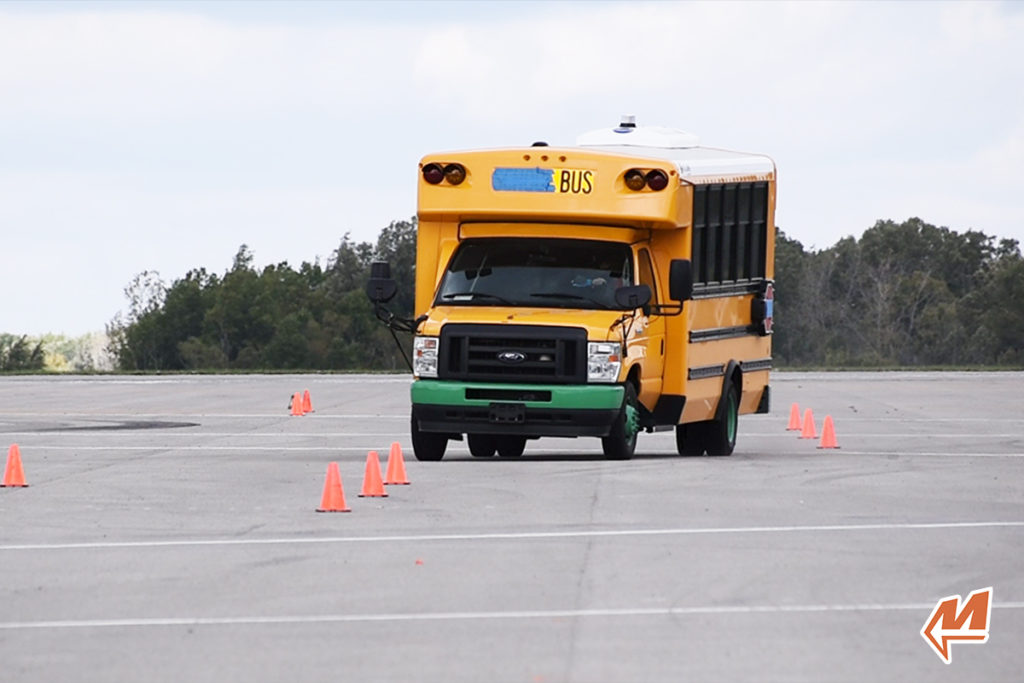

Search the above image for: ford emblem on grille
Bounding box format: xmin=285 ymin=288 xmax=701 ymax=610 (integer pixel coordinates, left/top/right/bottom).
xmin=497 ymin=351 xmax=527 ymax=364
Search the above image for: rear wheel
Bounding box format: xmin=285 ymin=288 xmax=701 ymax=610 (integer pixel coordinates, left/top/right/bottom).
xmin=601 ymin=383 xmax=639 ymax=460
xmin=675 ymin=422 xmax=706 ymax=456
xmin=705 ymin=383 xmax=739 ymax=456
xmin=411 ymin=413 xmax=447 ymax=461
xmin=496 ymin=436 xmax=526 ymax=458
xmin=467 ymin=434 xmax=497 ymax=458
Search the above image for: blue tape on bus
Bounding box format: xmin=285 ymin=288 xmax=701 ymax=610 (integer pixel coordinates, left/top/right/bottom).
xmin=492 ymin=168 xmax=554 ymax=192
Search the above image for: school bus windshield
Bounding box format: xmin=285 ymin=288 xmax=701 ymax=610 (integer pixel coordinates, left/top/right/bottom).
xmin=434 ymin=238 xmax=634 ymax=310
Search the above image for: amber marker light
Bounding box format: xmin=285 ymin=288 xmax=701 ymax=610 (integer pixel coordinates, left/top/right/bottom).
xmin=624 ymin=169 xmax=646 ymax=191
xmin=443 ymin=163 xmax=466 ymax=185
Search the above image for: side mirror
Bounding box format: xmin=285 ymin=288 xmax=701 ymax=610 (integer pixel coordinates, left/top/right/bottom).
xmin=366 ymin=261 xmax=397 ymax=303
xmin=614 ymin=284 xmax=652 ymax=310
xmin=669 ymin=259 xmax=694 ymax=301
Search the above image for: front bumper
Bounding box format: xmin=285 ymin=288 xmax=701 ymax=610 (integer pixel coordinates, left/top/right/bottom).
xmin=411 ymin=380 xmax=624 ymax=437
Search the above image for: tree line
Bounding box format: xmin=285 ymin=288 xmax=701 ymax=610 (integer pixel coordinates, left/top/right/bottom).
xmin=0 ymin=334 xmax=45 ymax=371
xmin=82 ymin=216 xmax=1024 ymax=372
xmin=773 ymin=218 xmax=1023 ymax=366
xmin=105 ymin=219 xmax=416 ymax=372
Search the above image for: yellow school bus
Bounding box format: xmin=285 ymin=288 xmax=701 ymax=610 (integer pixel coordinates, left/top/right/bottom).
xmin=367 ymin=117 xmax=775 ymax=460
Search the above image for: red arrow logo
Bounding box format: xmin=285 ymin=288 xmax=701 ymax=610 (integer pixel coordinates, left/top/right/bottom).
xmin=921 ymin=587 xmax=992 ymax=664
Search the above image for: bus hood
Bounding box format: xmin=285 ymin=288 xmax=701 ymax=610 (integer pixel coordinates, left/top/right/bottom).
xmin=420 ymin=306 xmax=628 ymax=342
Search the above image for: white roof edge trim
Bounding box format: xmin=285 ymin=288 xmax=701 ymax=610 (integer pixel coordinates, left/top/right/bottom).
xmin=675 ymin=157 xmax=775 ymax=178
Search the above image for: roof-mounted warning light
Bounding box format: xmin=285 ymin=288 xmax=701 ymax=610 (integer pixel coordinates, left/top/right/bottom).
xmin=623 ymin=167 xmax=670 ymax=192
xmin=645 ymin=169 xmax=668 ymax=191
xmin=443 ymin=164 xmax=466 ymax=185
xmin=624 ymin=169 xmax=646 ymax=191
xmin=422 ymin=163 xmax=444 ymax=185
xmin=422 ymin=162 xmax=466 ymax=186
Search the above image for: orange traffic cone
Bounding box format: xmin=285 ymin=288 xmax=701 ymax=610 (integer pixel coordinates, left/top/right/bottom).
xmin=3 ymin=444 xmax=28 ymax=487
xmin=302 ymin=389 xmax=313 ymax=414
xmin=787 ymin=403 xmax=801 ymax=431
xmin=818 ymin=416 xmax=840 ymax=449
xmin=359 ymin=451 xmax=388 ymax=497
xmin=800 ymin=409 xmax=818 ymax=439
xmin=316 ymin=462 xmax=351 ymax=512
xmin=384 ymin=442 xmax=410 ymax=485
xmin=291 ymin=392 xmax=304 ymax=416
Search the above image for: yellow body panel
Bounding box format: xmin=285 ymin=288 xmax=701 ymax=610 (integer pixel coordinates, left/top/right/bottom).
xmin=420 ymin=306 xmax=624 ymax=343
xmin=419 ymin=148 xmax=689 ymax=229
xmin=414 ymin=143 xmax=776 ymax=426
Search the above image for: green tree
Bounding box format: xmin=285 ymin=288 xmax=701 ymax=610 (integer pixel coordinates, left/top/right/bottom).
xmin=0 ymin=334 xmax=45 ymax=371
xmin=972 ymin=245 xmax=1024 ymax=364
xmin=106 ymin=270 xmax=169 ymax=370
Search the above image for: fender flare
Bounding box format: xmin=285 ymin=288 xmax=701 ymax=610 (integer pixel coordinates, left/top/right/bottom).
xmin=624 ymin=364 xmax=642 ymax=392
xmin=714 ymin=360 xmax=742 ymax=422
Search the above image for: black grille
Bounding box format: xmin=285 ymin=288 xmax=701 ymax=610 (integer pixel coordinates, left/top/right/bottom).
xmin=439 ymin=324 xmax=587 ymax=384
xmin=465 ymin=388 xmax=552 ymax=402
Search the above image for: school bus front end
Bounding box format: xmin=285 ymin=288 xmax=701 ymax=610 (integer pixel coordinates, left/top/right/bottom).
xmin=371 ymin=120 xmax=776 ymax=461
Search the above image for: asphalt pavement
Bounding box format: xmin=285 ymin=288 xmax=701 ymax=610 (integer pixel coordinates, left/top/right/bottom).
xmin=0 ymin=372 xmax=1021 ymax=682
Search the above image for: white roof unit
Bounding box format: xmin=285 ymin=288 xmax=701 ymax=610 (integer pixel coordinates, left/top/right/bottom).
xmin=576 ymin=116 xmax=774 ymax=179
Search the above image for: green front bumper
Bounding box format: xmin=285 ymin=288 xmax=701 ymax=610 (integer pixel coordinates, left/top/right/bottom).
xmin=411 ymin=380 xmax=625 ymax=437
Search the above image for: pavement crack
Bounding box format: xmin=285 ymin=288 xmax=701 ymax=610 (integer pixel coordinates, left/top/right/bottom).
xmin=561 ymin=465 xmax=604 ymax=682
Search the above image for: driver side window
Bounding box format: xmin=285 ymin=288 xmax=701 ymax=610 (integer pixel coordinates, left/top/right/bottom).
xmin=638 ymin=249 xmax=658 ymax=304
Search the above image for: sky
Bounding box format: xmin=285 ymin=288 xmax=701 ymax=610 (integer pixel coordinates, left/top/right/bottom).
xmin=2 ymin=0 xmax=1023 ymax=336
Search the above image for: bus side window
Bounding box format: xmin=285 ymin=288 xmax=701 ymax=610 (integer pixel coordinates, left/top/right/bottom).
xmin=638 ymin=249 xmax=658 ymax=304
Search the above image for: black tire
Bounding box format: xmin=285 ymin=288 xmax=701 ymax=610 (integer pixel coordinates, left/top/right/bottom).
xmin=601 ymin=383 xmax=639 ymax=460
xmin=468 ymin=434 xmax=497 ymax=458
xmin=496 ymin=436 xmax=526 ymax=458
xmin=410 ymin=413 xmax=447 ymax=461
xmin=705 ymin=383 xmax=739 ymax=456
xmin=675 ymin=422 xmax=706 ymax=456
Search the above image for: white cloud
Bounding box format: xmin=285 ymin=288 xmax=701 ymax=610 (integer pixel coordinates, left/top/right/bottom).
xmin=1 ymin=1 xmax=1023 ymax=335
xmin=0 ymin=10 xmax=420 ymax=121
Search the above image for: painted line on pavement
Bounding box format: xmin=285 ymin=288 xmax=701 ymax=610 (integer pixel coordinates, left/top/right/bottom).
xmin=2 ymin=601 xmax=1022 ymax=631
xmin=12 ymin=446 xmax=1024 ymax=457
xmin=4 ymin=431 xmax=1021 ymax=438
xmin=2 ymin=413 xmax=1023 ymax=423
xmin=3 ymin=520 xmax=1022 ymax=552
xmin=0 ymin=414 xmax=408 ymax=419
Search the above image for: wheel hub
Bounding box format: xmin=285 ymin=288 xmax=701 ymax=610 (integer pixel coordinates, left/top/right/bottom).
xmin=624 ymin=401 xmax=639 ymax=439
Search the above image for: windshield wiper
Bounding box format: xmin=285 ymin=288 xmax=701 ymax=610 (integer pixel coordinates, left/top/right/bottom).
xmin=441 ymin=292 xmax=516 ymax=305
xmin=529 ymin=292 xmax=610 ymax=309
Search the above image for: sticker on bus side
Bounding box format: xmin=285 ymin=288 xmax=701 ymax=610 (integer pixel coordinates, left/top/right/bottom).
xmin=492 ymin=168 xmax=594 ymax=194
xmin=553 ymin=168 xmax=594 ymax=195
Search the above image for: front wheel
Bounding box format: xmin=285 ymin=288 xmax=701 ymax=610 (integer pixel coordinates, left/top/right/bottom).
xmin=601 ymin=383 xmax=639 ymax=460
xmin=411 ymin=413 xmax=447 ymax=461
xmin=496 ymin=436 xmax=526 ymax=458
xmin=467 ymin=434 xmax=497 ymax=458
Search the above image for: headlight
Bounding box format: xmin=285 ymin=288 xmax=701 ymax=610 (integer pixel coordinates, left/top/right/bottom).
xmin=414 ymin=336 xmax=439 ymax=378
xmin=588 ymin=342 xmax=621 ymax=383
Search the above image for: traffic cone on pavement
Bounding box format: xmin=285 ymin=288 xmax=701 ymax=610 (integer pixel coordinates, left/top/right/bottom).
xmin=384 ymin=442 xmax=410 ymax=485
xmin=316 ymin=462 xmax=351 ymax=512
xmin=302 ymin=389 xmax=313 ymax=414
xmin=359 ymin=451 xmax=388 ymax=497
xmin=291 ymin=392 xmax=304 ymax=416
xmin=787 ymin=403 xmax=801 ymax=431
xmin=800 ymin=409 xmax=818 ymax=439
xmin=818 ymin=416 xmax=840 ymax=449
xmin=3 ymin=444 xmax=28 ymax=487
